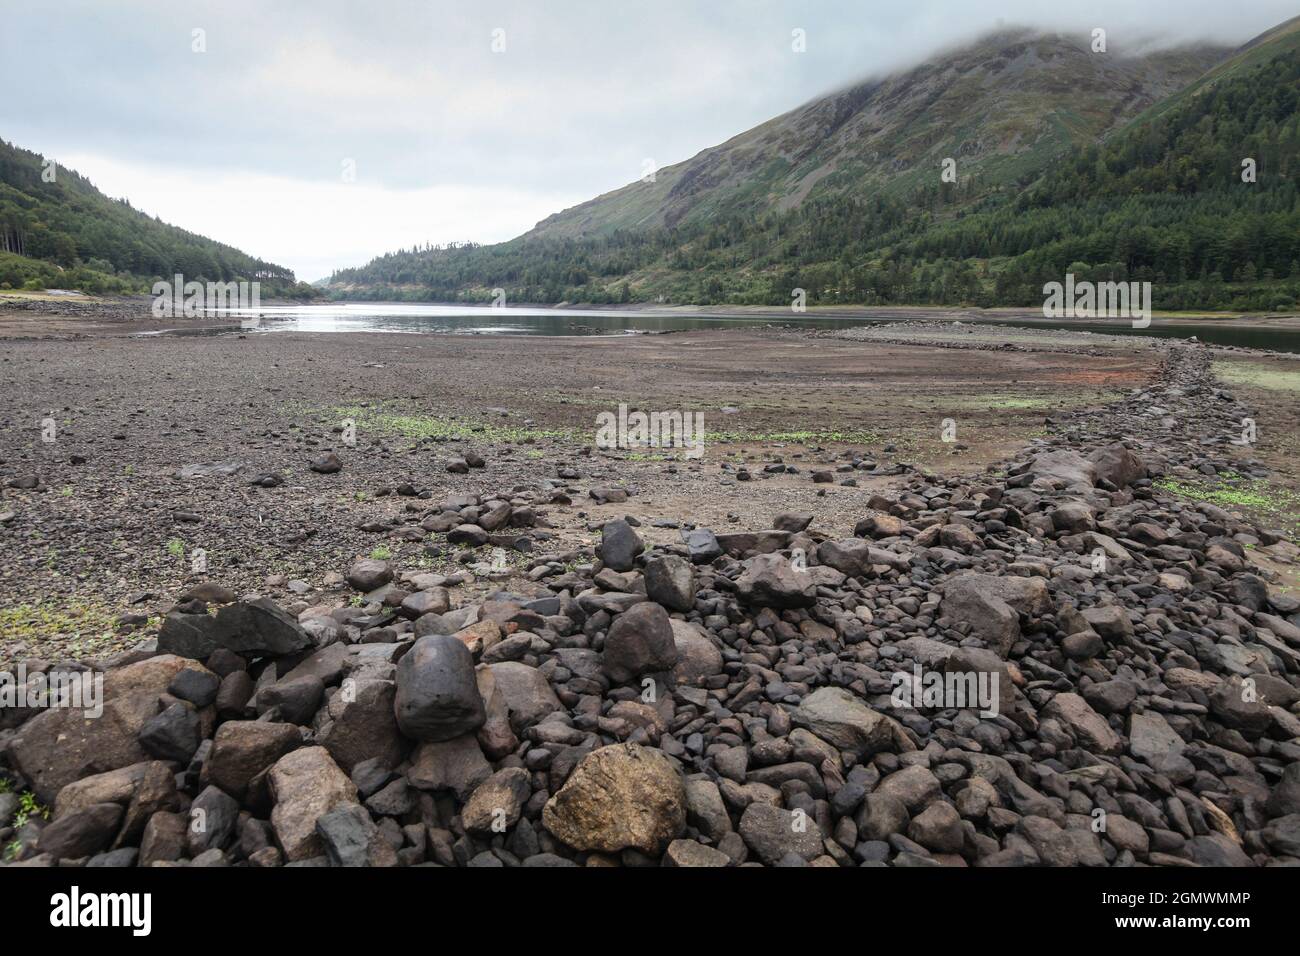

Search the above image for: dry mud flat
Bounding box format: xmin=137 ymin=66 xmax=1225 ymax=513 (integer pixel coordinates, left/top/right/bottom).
xmin=0 ymin=316 xmax=1157 ymax=661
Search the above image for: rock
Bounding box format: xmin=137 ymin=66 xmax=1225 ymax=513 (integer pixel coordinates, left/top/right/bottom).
xmin=738 ymin=803 xmax=823 ymax=865
xmin=1044 ymin=693 xmax=1122 ymax=755
xmin=643 ymin=555 xmax=695 ymax=611
xmin=664 ymin=839 xmax=730 ymax=867
xmin=462 ymin=767 xmax=531 ymax=835
xmin=598 ymin=519 xmax=643 ymax=572
xmin=448 ymin=524 xmax=489 ymax=546
xmin=1262 ymin=814 xmax=1300 ymax=856
xmin=315 ymin=802 xmax=398 ymax=867
xmin=268 ymin=747 xmax=358 ymax=862
xmin=257 ymin=675 xmax=324 ymax=725
xmin=1027 ymin=449 xmax=1096 ymax=487
xmin=207 ymin=721 xmax=301 ymax=801
xmin=407 ymin=735 xmax=493 ymax=799
xmin=309 ymin=452 xmax=343 ymax=473
xmin=37 ymin=803 xmax=123 ymax=860
xmin=1267 ymin=763 xmax=1300 ymax=818
xmin=874 ymin=766 xmax=941 ymax=813
xmin=1209 ymin=678 xmax=1272 ymax=737
xmin=671 ymin=620 xmax=723 ymax=686
xmin=1088 ymin=443 xmax=1146 ymax=487
xmin=11 ymin=688 xmax=158 ymax=805
xmin=167 ymin=668 xmax=220 ymax=707
xmin=318 ymin=679 xmax=404 ymax=773
xmin=602 ymin=601 xmax=679 ymax=683
xmin=485 ymin=662 xmax=562 ymax=734
xmin=394 ymin=634 xmax=486 ymax=742
xmin=542 ymin=744 xmax=686 ymax=854
xmin=158 ymin=598 xmax=313 ymax=659
xmin=907 ymin=801 xmax=964 ymax=853
xmin=187 ymin=785 xmax=240 ymax=856
xmin=790 ymin=687 xmax=904 ymax=759
xmin=346 ymin=558 xmax=392 ymax=592
xmin=735 ymin=553 xmax=816 ymax=609
xmin=138 ymin=702 xmax=201 ymax=763
xmin=682 ymin=528 xmax=722 ymax=563
xmin=939 ymin=575 xmax=1019 ymax=655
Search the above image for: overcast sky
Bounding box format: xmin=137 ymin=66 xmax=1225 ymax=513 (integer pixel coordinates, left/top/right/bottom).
xmin=3 ymin=1 xmax=1294 ymax=281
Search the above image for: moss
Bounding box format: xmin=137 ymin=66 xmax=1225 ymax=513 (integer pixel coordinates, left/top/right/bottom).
xmin=334 ymin=403 xmax=574 ymax=444
xmin=0 ymin=601 xmax=119 ymax=644
xmin=1214 ymin=362 xmax=1300 ymax=392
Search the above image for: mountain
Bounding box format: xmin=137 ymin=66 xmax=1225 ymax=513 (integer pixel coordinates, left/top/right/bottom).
xmin=528 ymin=29 xmax=1226 ymax=239
xmin=0 ymin=139 xmax=316 ymax=297
xmin=327 ymin=18 xmax=1299 ymax=312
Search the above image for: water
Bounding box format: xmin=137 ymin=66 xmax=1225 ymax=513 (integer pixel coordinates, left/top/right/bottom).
xmin=147 ymin=302 xmax=1300 ymax=353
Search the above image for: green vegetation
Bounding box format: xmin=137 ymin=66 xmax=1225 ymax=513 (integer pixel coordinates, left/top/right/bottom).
xmin=0 ymin=139 xmax=320 ymax=298
xmin=0 ymin=601 xmax=117 ymax=642
xmin=2 ymin=790 xmax=50 ymax=861
xmin=333 ymin=404 xmax=574 ymax=444
xmin=1156 ymin=476 xmax=1300 ymax=534
xmin=370 ymin=546 xmax=393 ymax=560
xmin=329 ymin=43 xmax=1299 ymax=314
xmin=1214 ymin=361 xmax=1300 ymax=391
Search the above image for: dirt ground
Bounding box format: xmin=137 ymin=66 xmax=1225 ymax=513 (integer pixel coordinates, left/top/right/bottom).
xmin=0 ymin=305 xmax=1241 ymax=663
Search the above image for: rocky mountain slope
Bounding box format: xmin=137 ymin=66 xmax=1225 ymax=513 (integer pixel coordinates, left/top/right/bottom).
xmin=527 ymin=29 xmax=1227 ymax=239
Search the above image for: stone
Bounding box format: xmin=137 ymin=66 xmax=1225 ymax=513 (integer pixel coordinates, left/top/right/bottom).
xmin=598 ymin=519 xmax=643 ymax=572
xmin=664 ymin=839 xmax=730 ymax=867
xmin=790 ymin=687 xmax=903 ymax=759
xmin=138 ymin=702 xmax=201 ymax=764
xmin=1088 ymin=443 xmax=1146 ymax=487
xmin=735 ymin=553 xmax=816 ymax=609
xmin=738 ymin=803 xmax=823 ymax=865
xmin=671 ymin=620 xmax=723 ymax=686
xmin=346 ymin=558 xmax=392 ymax=592
xmin=37 ymin=803 xmax=123 ymax=860
xmin=1044 ymin=693 xmax=1122 ymax=755
xmin=603 ymin=601 xmax=679 ymax=683
xmin=487 ymin=661 xmax=562 ymax=733
xmin=462 ymin=767 xmax=531 ymax=835
xmin=394 ymin=634 xmax=486 ymax=742
xmin=315 ymin=802 xmax=398 ymax=867
xmin=542 ymin=744 xmax=686 ymax=854
xmin=207 ymin=721 xmax=301 ymax=800
xmin=406 ymin=735 xmax=493 ymax=799
xmin=643 ymin=555 xmax=695 ymax=611
xmin=268 ymin=747 xmax=358 ymax=862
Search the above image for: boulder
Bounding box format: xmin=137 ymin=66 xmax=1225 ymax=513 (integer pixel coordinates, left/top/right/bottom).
xmin=393 ymin=635 xmax=486 ymax=742
xmin=542 ymin=744 xmax=685 ymax=854
xmin=602 ymin=602 xmax=679 ymax=683
xmin=268 ymin=747 xmax=358 ymax=862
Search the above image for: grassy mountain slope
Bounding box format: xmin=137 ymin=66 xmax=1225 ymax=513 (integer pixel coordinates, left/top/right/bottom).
xmin=0 ymin=138 xmax=315 ymax=296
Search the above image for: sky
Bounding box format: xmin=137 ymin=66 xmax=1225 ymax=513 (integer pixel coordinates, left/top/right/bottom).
xmin=2 ymin=1 xmax=1295 ymax=281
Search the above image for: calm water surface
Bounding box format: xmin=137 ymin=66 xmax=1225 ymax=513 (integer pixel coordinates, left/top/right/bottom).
xmin=151 ymin=303 xmax=1300 ymax=353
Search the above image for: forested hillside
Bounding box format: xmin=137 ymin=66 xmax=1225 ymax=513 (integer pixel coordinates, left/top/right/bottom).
xmin=328 ymin=19 xmax=1299 ymax=312
xmin=0 ymin=139 xmax=317 ymax=297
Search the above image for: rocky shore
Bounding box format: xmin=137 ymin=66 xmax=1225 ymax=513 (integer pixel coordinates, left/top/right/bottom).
xmin=3 ymin=344 xmax=1299 ymax=868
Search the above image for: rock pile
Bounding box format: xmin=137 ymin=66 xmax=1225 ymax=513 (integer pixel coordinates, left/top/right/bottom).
xmin=3 ymin=346 xmax=1299 ymax=867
